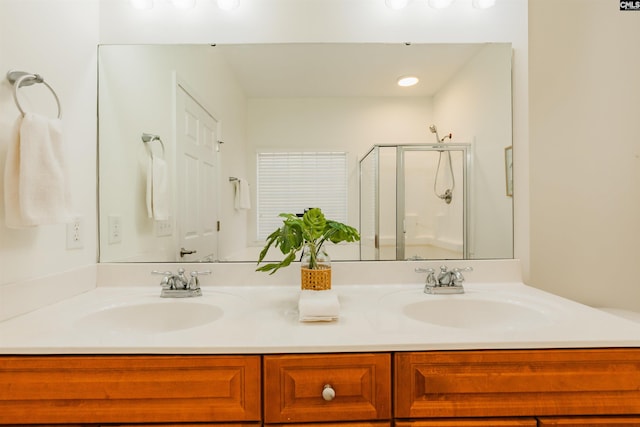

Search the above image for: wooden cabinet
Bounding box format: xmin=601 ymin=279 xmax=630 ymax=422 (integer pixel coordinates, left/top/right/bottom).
xmin=537 ymin=417 xmax=640 ymax=426
xmin=2 ymin=349 xmax=640 ymax=426
xmin=395 ymin=349 xmax=640 ymax=419
xmin=263 ymin=353 xmax=391 ymax=424
xmin=0 ymin=355 xmax=261 ymax=425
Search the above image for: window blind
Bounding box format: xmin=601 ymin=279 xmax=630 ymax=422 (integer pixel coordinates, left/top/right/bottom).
xmin=256 ymin=151 xmax=348 ymax=241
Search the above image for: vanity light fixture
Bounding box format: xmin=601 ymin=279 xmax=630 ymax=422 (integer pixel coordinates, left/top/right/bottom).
xmin=397 ymin=76 xmax=419 ymax=87
xmin=472 ymin=0 xmax=495 ymax=8
xmin=217 ymin=0 xmax=240 ymax=10
xmin=130 ymin=0 xmax=154 ymax=9
xmin=428 ymin=0 xmax=454 ymax=9
xmin=385 ymin=0 xmax=411 ymax=10
xmin=171 ymin=0 xmax=196 ymax=9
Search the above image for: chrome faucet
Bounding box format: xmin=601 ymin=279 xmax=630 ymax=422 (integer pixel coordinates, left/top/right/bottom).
xmin=415 ymin=265 xmax=473 ymax=294
xmin=151 ymin=268 xmax=211 ymax=298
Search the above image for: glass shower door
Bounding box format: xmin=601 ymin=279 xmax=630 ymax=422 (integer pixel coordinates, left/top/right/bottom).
xmin=397 ymin=145 xmax=470 ymax=260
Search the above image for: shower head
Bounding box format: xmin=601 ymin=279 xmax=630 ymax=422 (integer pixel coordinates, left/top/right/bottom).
xmin=429 ymin=124 xmax=442 ymax=143
xmin=429 ymin=124 xmax=452 ymax=143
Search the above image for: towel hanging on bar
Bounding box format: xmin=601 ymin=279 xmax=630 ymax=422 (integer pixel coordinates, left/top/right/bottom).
xmin=232 ymin=178 xmax=251 ymax=210
xmin=141 ymin=132 xmax=165 ymax=158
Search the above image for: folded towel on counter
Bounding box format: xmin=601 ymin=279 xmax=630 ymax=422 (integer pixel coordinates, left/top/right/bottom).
xmin=146 ymin=153 xmax=169 ymax=221
xmin=298 ymin=289 xmax=340 ymax=322
xmin=4 ymin=113 xmax=72 ymax=228
xmin=233 ymin=178 xmax=251 ymax=210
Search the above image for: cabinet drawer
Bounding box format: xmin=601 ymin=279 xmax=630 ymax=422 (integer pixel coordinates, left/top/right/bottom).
xmin=538 ymin=417 xmax=640 ymax=426
xmin=0 ymin=355 xmax=261 ymax=424
xmin=396 ymin=419 xmax=537 ymax=427
xmin=395 ymin=349 xmax=640 ymax=418
xmin=267 ymin=423 xmax=391 ymax=427
xmin=264 ymin=353 xmax=391 ymax=423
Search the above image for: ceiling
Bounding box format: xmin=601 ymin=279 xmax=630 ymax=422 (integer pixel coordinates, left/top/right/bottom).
xmin=216 ymin=43 xmax=486 ymax=98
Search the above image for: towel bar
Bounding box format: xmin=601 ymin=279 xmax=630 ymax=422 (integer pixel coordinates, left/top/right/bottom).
xmin=6 ymin=70 xmax=62 ymax=119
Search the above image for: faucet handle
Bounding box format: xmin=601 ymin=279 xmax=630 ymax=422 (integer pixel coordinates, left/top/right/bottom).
xmin=151 ymin=270 xmax=173 ymax=276
xmin=191 ymin=270 xmax=212 ymax=276
xmin=188 ymin=270 xmax=212 ymax=289
xmin=451 ymin=266 xmax=473 ymax=285
xmin=151 ymin=270 xmax=175 ymax=289
xmin=415 ymin=267 xmax=437 ymax=285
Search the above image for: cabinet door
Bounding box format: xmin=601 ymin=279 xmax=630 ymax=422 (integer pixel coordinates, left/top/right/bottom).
xmin=396 ymin=419 xmax=537 ymax=427
xmin=264 ymin=353 xmax=391 ymax=423
xmin=0 ymin=355 xmax=261 ymax=425
xmin=395 ymin=349 xmax=640 ymax=418
xmin=538 ymin=416 xmax=640 ymax=426
xmin=107 ymin=424 xmax=261 ymax=427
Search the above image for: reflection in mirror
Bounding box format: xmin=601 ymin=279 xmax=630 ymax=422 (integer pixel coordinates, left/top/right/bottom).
xmin=360 ymin=143 xmax=470 ymax=261
xmin=98 ymin=43 xmax=513 ymax=263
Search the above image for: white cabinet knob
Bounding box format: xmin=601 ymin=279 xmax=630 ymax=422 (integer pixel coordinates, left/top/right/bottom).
xmin=322 ymin=384 xmax=336 ymax=401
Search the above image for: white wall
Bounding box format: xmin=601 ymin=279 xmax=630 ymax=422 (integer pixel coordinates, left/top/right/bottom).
xmin=529 ymin=0 xmax=640 ymax=311
xmin=0 ymin=0 xmax=99 ymax=285
xmin=98 ymin=45 xmax=249 ymax=262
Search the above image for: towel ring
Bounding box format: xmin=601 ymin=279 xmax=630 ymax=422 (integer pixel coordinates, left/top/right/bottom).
xmin=6 ymin=70 xmax=62 ymax=119
xmin=141 ymin=133 xmax=166 ymax=158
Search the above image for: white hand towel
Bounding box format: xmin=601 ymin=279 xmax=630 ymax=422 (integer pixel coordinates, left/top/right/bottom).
xmin=4 ymin=113 xmax=72 ymax=228
xmin=146 ymin=154 xmax=169 ymax=221
xmin=298 ymin=290 xmax=340 ymax=322
xmin=146 ymin=156 xmax=153 ymax=218
xmin=234 ymin=178 xmax=251 ymax=210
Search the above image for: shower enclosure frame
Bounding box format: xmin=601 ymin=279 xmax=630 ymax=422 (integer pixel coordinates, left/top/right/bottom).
xmin=359 ymin=143 xmax=472 ymax=261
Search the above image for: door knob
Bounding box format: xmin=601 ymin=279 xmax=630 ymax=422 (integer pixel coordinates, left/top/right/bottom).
xmin=180 ymin=247 xmax=197 ymax=257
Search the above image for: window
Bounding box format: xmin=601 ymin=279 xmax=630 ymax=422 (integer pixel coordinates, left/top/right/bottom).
xmin=256 ymin=151 xmax=348 ymax=240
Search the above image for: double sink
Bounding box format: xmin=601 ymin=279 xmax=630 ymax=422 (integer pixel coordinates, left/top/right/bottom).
xmin=77 ymin=284 xmax=560 ymax=334
xmin=1 ymin=273 xmax=638 ymax=353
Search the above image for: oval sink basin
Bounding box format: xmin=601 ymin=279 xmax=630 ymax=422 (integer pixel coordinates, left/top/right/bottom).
xmin=402 ymin=297 xmax=554 ymax=330
xmin=78 ymin=301 xmax=224 ymax=334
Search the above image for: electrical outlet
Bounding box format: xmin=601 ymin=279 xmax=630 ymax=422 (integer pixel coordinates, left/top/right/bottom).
xmin=66 ymin=216 xmax=83 ymax=249
xmin=108 ymin=215 xmax=122 ymax=244
xmin=155 ymin=218 xmax=173 ymax=237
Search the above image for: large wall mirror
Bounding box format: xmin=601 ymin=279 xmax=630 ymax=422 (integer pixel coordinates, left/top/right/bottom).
xmin=98 ymin=43 xmax=513 ymax=263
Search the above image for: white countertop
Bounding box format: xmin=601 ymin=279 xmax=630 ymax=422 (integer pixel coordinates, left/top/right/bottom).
xmin=1 ymin=280 xmax=639 ymax=354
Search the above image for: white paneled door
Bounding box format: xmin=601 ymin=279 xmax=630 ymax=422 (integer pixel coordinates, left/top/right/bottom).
xmin=175 ymin=84 xmax=219 ymax=262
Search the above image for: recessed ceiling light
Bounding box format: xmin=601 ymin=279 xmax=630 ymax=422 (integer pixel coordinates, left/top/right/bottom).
xmin=397 ymin=76 xmax=419 ymax=87
xmin=385 ymin=0 xmax=410 ymax=10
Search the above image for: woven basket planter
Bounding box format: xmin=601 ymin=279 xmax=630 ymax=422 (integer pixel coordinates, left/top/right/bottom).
xmin=301 ymin=265 xmax=332 ymax=290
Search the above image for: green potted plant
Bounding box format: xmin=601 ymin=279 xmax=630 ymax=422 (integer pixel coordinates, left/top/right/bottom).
xmin=256 ymin=208 xmax=360 ymax=289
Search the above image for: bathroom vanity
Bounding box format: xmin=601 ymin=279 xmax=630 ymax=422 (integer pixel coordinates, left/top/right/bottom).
xmin=1 ymin=350 xmax=640 ymax=425
xmin=0 ymin=262 xmax=638 ymax=425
